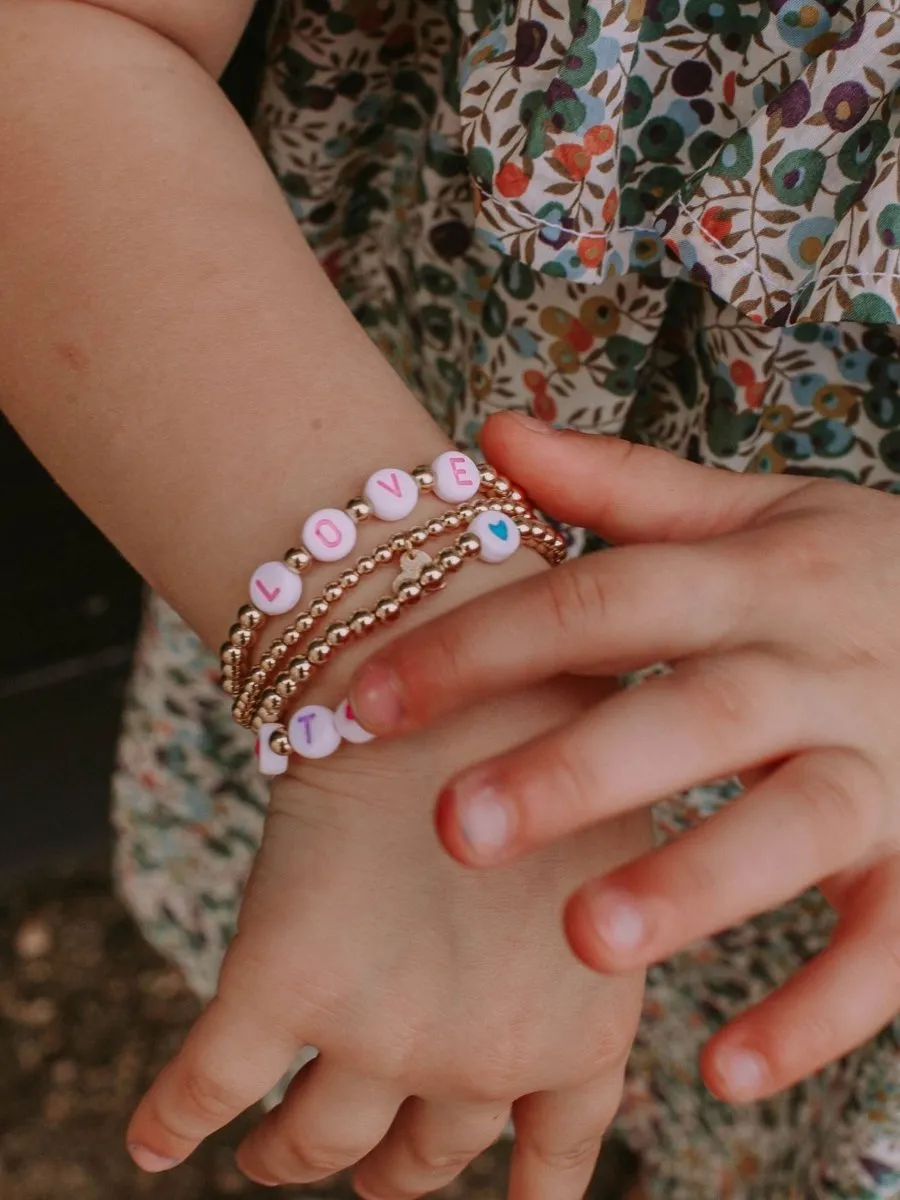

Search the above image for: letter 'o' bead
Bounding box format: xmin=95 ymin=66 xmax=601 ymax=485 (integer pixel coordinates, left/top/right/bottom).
xmin=334 ymin=699 xmax=376 ymax=745
xmin=257 ymin=723 xmax=289 ymax=776
xmin=364 ymin=468 xmax=419 ymax=521
xmin=302 ymin=508 xmax=357 ymax=563
xmin=432 ymin=451 xmax=480 ymax=503
xmin=288 ymin=705 xmax=341 ymax=759
xmin=468 ymin=510 xmax=521 ymax=564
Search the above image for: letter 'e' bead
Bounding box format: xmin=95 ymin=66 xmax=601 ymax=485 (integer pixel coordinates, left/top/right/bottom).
xmin=431 ymin=451 xmax=480 ymax=503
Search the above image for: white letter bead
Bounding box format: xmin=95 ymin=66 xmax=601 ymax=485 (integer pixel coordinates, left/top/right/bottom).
xmin=302 ymin=508 xmax=357 ymax=563
xmin=250 ymin=561 xmax=304 ymax=615
xmin=468 ymin=511 xmax=521 ymax=563
xmin=363 ymin=468 xmax=419 ymax=521
xmin=431 ymin=451 xmax=480 ymax=502
xmin=334 ymin=698 xmax=376 ymax=744
xmin=257 ymin=723 xmax=289 ymax=776
xmin=288 ymin=704 xmax=342 ymax=759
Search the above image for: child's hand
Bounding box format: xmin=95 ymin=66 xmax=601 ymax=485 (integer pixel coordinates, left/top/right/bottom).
xmin=349 ymin=412 xmax=900 ymax=1107
xmin=126 ymin=666 xmax=649 ymax=1197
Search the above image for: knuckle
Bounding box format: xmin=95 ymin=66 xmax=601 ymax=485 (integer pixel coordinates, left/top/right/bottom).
xmin=404 ymin=1138 xmax=479 ymax=1176
xmin=282 ymin=1131 xmax=355 ymax=1176
xmin=178 ymin=1065 xmax=239 ymax=1125
xmin=520 ymin=1129 xmax=603 ymax=1173
xmin=547 ymin=562 xmax=609 ymax=643
xmin=681 ymin=659 xmax=750 ymax=734
xmin=794 ymin=762 xmax=872 ymax=857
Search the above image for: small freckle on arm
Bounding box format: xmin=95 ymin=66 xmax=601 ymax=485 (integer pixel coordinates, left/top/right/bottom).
xmin=311 ymin=417 xmax=323 ymax=433
xmin=55 ymin=342 xmax=90 ymax=373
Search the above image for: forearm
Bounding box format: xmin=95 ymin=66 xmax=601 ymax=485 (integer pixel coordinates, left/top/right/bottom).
xmin=0 ymin=1 xmax=456 ymax=651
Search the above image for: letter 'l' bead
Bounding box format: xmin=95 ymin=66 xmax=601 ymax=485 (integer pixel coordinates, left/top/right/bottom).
xmin=288 ymin=705 xmax=341 ymax=759
xmin=256 ymin=723 xmax=289 ymax=776
xmin=364 ymin=468 xmax=419 ymax=521
xmin=468 ymin=510 xmax=521 ymax=563
xmin=431 ymin=451 xmax=480 ymax=503
xmin=302 ymin=508 xmax=358 ymax=563
xmin=334 ymin=698 xmax=376 ymax=744
xmin=250 ymin=561 xmax=304 ymax=616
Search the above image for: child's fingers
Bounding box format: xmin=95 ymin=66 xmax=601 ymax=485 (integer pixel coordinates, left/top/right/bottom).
xmin=702 ymin=857 xmax=900 ymax=1102
xmin=480 ymin=412 xmax=800 ymax=544
xmin=563 ymin=749 xmax=881 ymax=973
xmin=236 ymin=1062 xmax=401 ymax=1186
xmin=352 ymin=1097 xmax=509 ymax=1200
xmin=351 ymin=542 xmax=742 ymax=736
xmin=126 ymin=995 xmax=297 ymax=1171
xmin=435 ymin=652 xmax=813 ymax=867
xmin=508 ymin=1079 xmax=623 ymax=1200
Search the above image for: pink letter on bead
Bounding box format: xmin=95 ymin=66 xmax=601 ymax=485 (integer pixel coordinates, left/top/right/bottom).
xmin=377 ymin=472 xmax=403 ymax=497
xmin=315 ymin=519 xmax=341 ymax=549
xmin=450 ymin=456 xmax=473 ymax=487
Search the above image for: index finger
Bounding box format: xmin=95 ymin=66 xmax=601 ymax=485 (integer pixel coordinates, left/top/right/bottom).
xmin=349 ymin=541 xmax=738 ymax=736
xmin=126 ymin=994 xmax=297 ymax=1172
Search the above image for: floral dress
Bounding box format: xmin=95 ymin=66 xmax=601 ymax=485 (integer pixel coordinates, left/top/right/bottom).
xmin=113 ymin=0 xmax=900 ymax=1193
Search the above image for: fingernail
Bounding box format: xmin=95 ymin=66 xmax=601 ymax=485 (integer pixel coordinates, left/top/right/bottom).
xmin=715 ymin=1047 xmax=767 ymax=1101
xmin=584 ymin=890 xmax=646 ymax=953
xmin=452 ymin=779 xmax=516 ymax=861
xmin=351 ymin=663 xmax=406 ymax=732
xmin=509 ymin=411 xmax=556 ymax=433
xmin=127 ymin=1143 xmax=182 ymax=1173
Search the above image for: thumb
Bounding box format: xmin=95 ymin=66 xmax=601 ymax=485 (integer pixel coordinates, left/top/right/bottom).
xmin=481 ymin=413 xmax=799 ymax=544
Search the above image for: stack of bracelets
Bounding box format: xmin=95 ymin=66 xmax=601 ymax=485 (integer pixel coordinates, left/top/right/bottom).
xmin=218 ymin=451 xmax=565 ymax=774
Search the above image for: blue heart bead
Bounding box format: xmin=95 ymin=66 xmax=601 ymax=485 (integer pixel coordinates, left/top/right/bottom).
xmin=488 ymin=519 xmax=509 ymax=541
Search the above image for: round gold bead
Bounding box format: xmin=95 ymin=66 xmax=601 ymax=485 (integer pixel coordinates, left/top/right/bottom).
xmin=307 ymin=638 xmax=331 ymax=666
xmin=419 ymin=565 xmax=445 ymax=591
xmin=373 ymin=544 xmax=393 ymax=564
xmin=346 ymin=496 xmax=372 ymax=523
xmin=275 ymin=676 xmax=299 ymax=700
xmin=412 ymin=466 xmax=435 ymax=491
xmin=530 ymin=522 xmax=544 ymax=539
xmin=356 ymin=555 xmax=377 ymax=575
xmin=493 ymin=477 xmax=512 ymax=497
xmin=479 ymin=466 xmax=497 ymax=488
xmin=221 ymin=677 xmax=234 ymax=695
xmin=323 ymin=582 xmax=344 ymax=603
xmin=238 ymin=604 xmax=264 ymax=631
xmin=508 ymin=488 xmax=524 ymax=503
xmin=500 ymin=502 xmax=517 ymax=515
xmin=543 ymin=529 xmax=556 ymax=545
xmin=426 ymin=518 xmax=445 ymax=536
xmin=325 ymin=621 xmax=352 ymax=647
xmin=269 ymin=729 xmax=291 ymax=757
xmin=285 ymin=547 xmax=312 ymax=573
xmin=283 ymin=628 xmax=301 ymax=647
xmin=513 ymin=503 xmax=530 ymax=517
xmin=288 ymin=656 xmax=312 ymax=683
xmin=250 ymin=715 xmax=264 ymax=733
xmin=258 ymin=687 xmax=280 ymax=711
xmin=457 ymin=504 xmax=475 ymax=522
xmin=250 ymin=664 xmax=268 ymax=684
xmin=269 ymin=639 xmax=288 ymax=660
xmin=395 ymin=580 xmax=422 ymax=605
xmin=294 ymin=612 xmax=315 ymax=634
xmin=436 ymin=548 xmax=463 ymax=572
xmin=408 ymin=526 xmax=429 ymax=546
xmin=442 ymin=512 xmax=461 ymax=530
xmin=471 ymin=500 xmax=489 ymax=515
xmin=339 ymin=569 xmax=360 ymax=589
xmin=229 ymin=625 xmax=252 ymax=649
xmin=457 ymin=532 xmax=480 ymax=557
xmin=309 ymin=598 xmax=329 ymax=619
xmin=516 ymin=519 xmax=532 ymax=536
xmin=375 ymin=597 xmax=401 ymax=622
xmin=390 ymin=533 xmax=412 ymax=554
xmin=259 ymin=653 xmax=278 ymax=673
xmin=349 ymin=609 xmax=377 ymax=636
xmin=221 ymin=644 xmax=242 ymax=667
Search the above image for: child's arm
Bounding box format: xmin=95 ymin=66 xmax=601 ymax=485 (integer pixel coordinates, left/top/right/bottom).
xmin=0 ymin=0 xmax=467 ymax=646
xmin=0 ymin=6 xmax=651 ymax=1193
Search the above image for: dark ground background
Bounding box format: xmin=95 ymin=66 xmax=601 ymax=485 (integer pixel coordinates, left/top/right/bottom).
xmin=0 ymin=7 xmax=636 ymax=1196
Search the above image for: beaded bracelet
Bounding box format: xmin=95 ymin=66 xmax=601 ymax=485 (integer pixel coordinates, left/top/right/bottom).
xmin=253 ymin=511 xmax=563 ymax=773
xmin=219 ymin=453 xmax=518 ymax=704
xmin=231 ymin=493 xmax=554 ymax=729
